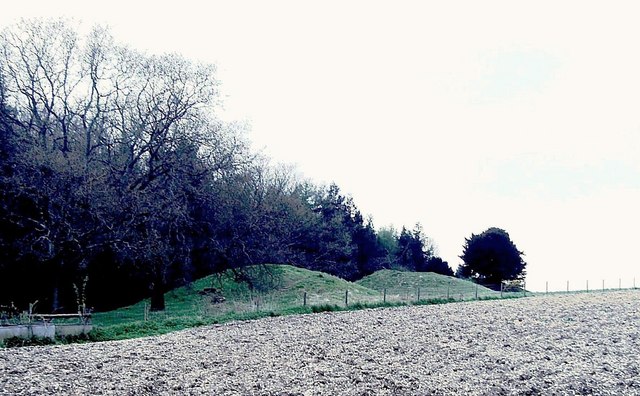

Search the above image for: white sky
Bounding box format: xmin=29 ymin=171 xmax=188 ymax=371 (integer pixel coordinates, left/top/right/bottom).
xmin=3 ymin=1 xmax=640 ymax=291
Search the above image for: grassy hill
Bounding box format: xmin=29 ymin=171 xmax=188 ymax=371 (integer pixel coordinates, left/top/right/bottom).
xmin=356 ymin=269 xmax=503 ymax=300
xmin=94 ymin=265 xmax=379 ymax=326
xmin=91 ymin=265 xmax=383 ymax=340
xmin=87 ymin=265 xmax=518 ymax=342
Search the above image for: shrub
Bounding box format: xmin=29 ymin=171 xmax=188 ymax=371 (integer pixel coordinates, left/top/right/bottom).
xmin=2 ymin=336 xmax=56 ymax=348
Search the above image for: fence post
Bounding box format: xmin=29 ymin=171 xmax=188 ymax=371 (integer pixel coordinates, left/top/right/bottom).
xmin=567 ymin=280 xmax=569 ymax=293
xmin=546 ymin=281 xmax=548 ymax=294
xmin=417 ymin=287 xmax=420 ymax=302
xmin=586 ymin=280 xmax=589 ymax=292
xmin=523 ymin=282 xmax=526 ymax=297
xmin=345 ymin=290 xmax=349 ymax=306
xmin=602 ymin=279 xmax=605 ymax=292
xmin=447 ymin=281 xmax=451 ymax=300
xmin=634 ymin=277 xmax=636 ymax=289
xmin=475 ymin=283 xmax=478 ymax=300
xmin=303 ymin=292 xmax=307 ymax=307
xmin=619 ymin=278 xmax=622 ymax=290
xmin=383 ymin=288 xmax=387 ymax=303
xmin=500 ymin=282 xmax=503 ymax=298
xmin=143 ymin=303 xmax=148 ymax=322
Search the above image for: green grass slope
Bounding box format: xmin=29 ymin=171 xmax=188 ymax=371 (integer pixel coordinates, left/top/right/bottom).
xmin=254 ymin=265 xmax=382 ymax=307
xmin=356 ymin=269 xmax=503 ymax=300
xmin=91 ymin=265 xmax=381 ymax=337
xmin=86 ymin=265 xmax=520 ymax=343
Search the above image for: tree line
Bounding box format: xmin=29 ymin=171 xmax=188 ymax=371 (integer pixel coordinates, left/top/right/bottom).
xmin=0 ymin=19 xmax=454 ymax=313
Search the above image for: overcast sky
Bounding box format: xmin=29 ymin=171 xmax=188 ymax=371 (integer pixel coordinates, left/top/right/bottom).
xmin=3 ymin=1 xmax=640 ymax=291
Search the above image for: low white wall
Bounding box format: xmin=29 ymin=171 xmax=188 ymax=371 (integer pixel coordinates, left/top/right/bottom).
xmin=55 ymin=324 xmax=93 ymax=337
xmin=0 ymin=324 xmax=92 ymax=341
xmin=0 ymin=326 xmax=30 ymax=339
xmin=31 ymin=324 xmax=55 ymax=339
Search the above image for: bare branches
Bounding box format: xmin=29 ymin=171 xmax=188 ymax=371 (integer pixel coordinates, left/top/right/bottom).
xmin=2 ymin=17 xmax=403 ymax=312
xmin=0 ymin=19 xmax=83 ymax=152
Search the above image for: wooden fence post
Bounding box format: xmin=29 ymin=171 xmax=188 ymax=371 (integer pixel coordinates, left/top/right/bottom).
xmin=383 ymin=288 xmax=387 ymax=303
xmin=447 ymin=281 xmax=450 ymax=300
xmin=475 ymin=283 xmax=478 ymax=300
xmin=567 ymin=280 xmax=569 ymax=293
xmin=546 ymin=281 xmax=548 ymax=294
xmin=417 ymin=287 xmax=420 ymax=302
xmin=500 ymin=282 xmax=503 ymax=298
xmin=586 ymin=280 xmax=589 ymax=292
xmin=303 ymin=292 xmax=307 ymax=307
xmin=345 ymin=290 xmax=349 ymax=306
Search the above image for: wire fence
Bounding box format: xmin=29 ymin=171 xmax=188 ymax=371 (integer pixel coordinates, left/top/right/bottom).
xmin=535 ymin=277 xmax=638 ymax=294
xmin=98 ymin=276 xmax=640 ymax=326
xmin=94 ymin=280 xmax=528 ymax=325
xmin=8 ymin=278 xmax=638 ymax=327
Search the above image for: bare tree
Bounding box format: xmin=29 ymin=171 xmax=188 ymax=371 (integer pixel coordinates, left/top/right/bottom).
xmin=0 ymin=19 xmax=247 ymax=311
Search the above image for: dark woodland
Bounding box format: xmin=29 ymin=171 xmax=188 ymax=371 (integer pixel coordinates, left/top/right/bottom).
xmin=0 ymin=20 xmax=453 ymax=312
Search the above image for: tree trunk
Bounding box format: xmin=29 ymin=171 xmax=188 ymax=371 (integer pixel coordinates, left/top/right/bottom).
xmin=52 ymin=286 xmax=60 ymax=312
xmin=50 ymin=259 xmax=61 ymax=312
xmin=149 ymin=281 xmax=165 ymax=311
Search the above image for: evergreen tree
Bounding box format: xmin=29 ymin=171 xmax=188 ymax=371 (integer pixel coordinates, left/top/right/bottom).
xmin=424 ymin=257 xmax=454 ymax=276
xmin=351 ymin=216 xmax=385 ymax=276
xmin=397 ymin=223 xmax=432 ymax=271
xmin=458 ymin=227 xmax=526 ymax=288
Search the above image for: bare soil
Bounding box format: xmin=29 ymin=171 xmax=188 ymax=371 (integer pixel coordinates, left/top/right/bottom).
xmin=1 ymin=291 xmax=639 ymax=395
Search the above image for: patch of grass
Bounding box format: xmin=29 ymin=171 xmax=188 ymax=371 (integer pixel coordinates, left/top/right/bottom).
xmin=478 ymin=294 xmax=527 ymax=301
xmin=415 ymin=297 xmax=457 ymax=306
xmin=2 ymin=335 xmax=56 ymax=348
xmin=311 ymin=304 xmax=342 ymax=313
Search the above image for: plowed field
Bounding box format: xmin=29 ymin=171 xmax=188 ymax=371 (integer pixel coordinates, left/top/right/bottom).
xmin=2 ymin=291 xmax=639 ymax=395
